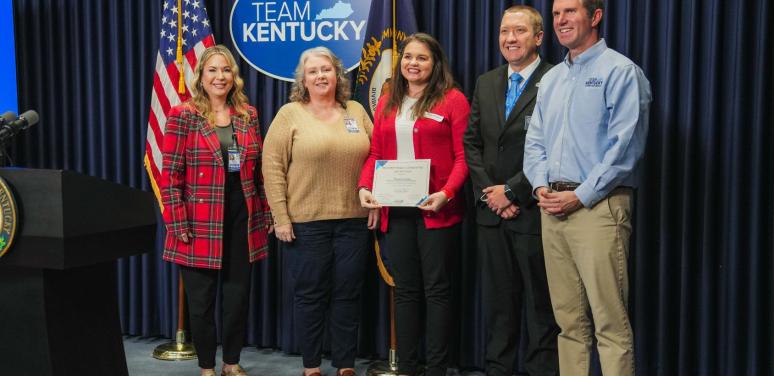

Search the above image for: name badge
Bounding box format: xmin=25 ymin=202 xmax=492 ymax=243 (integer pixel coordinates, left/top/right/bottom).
xmin=344 ymin=117 xmax=359 ymax=133
xmin=524 ymin=115 xmax=532 ymax=131
xmin=423 ymin=112 xmax=444 ymax=122
xmin=227 ymin=145 xmax=241 ymax=172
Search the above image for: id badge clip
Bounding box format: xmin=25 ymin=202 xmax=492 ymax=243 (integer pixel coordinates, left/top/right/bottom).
xmin=344 ymin=117 xmax=359 ymax=133
xmin=227 ymin=145 xmax=241 ymax=172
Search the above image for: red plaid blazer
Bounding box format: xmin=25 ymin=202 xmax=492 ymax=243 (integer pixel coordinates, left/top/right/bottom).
xmin=160 ymin=103 xmax=271 ymax=269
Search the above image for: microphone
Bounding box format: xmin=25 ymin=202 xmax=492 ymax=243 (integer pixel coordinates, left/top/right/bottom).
xmin=0 ymin=111 xmax=15 ymax=126
xmin=0 ymin=110 xmax=39 ymax=142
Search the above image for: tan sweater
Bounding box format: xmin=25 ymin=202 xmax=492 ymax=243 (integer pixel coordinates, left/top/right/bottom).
xmin=263 ymin=100 xmax=373 ymax=225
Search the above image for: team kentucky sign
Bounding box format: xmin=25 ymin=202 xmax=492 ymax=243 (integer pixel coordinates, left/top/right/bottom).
xmin=230 ymin=0 xmax=372 ymax=82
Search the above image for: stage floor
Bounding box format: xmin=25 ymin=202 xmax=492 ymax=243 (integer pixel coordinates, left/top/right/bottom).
xmin=124 ymin=336 xmax=486 ymax=376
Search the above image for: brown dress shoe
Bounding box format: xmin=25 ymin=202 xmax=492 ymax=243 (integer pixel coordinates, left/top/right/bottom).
xmin=304 ymin=372 xmax=322 ymax=376
xmin=337 ymin=370 xmax=356 ymax=376
xmin=221 ymin=364 xmax=248 ymax=376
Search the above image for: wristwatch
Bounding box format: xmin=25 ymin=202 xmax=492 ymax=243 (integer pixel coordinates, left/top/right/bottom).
xmin=503 ymin=184 xmax=516 ymax=202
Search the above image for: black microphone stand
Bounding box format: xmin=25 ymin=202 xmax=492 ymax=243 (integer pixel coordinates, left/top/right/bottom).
xmin=0 ymin=119 xmax=9 ymax=167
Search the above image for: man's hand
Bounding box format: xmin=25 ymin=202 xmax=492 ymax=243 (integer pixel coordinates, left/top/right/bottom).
xmin=537 ymin=188 xmax=583 ymax=216
xmin=498 ymin=203 xmax=520 ymax=219
xmin=483 ymin=185 xmax=511 ymax=211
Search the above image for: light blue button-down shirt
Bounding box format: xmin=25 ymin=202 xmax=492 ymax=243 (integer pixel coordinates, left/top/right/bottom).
xmin=524 ymin=39 xmax=652 ymax=207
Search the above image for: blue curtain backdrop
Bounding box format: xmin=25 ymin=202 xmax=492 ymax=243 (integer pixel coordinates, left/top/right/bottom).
xmin=10 ymin=0 xmax=773 ymax=374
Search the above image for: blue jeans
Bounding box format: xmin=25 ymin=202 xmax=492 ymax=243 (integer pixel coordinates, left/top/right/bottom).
xmin=286 ymin=218 xmax=369 ymax=369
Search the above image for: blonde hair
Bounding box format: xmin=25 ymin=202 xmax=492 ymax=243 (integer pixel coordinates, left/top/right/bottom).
xmin=504 ymin=5 xmax=544 ymax=34
xmin=190 ymin=45 xmax=250 ymax=124
xmin=289 ymin=47 xmax=351 ymax=108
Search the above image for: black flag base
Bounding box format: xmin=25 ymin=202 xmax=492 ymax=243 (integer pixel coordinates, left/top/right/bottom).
xmin=152 ymin=329 xmax=197 ymax=361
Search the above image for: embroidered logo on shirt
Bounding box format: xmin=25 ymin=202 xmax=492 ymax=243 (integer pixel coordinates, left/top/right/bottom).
xmin=585 ymin=77 xmax=604 ymax=87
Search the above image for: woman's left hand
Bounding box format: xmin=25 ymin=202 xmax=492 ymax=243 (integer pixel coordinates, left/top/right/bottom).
xmin=367 ymin=209 xmax=380 ymax=229
xmin=274 ymin=223 xmax=295 ymax=242
xmin=418 ymin=191 xmax=449 ymax=213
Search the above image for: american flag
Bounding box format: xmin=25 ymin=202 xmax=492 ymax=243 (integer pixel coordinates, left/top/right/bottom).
xmin=145 ymin=0 xmax=215 ymax=207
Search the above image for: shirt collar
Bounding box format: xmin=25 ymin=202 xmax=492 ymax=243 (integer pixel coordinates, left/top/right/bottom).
xmin=507 ymin=55 xmax=542 ymax=83
xmin=564 ymin=38 xmax=607 ymax=67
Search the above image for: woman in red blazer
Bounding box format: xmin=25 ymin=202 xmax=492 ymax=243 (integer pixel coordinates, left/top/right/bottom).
xmin=358 ymin=33 xmax=470 ymax=376
xmin=160 ymin=45 xmax=271 ymax=376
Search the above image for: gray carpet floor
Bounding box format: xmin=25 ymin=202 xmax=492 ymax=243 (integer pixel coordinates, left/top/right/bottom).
xmin=124 ymin=336 xmax=485 ymax=376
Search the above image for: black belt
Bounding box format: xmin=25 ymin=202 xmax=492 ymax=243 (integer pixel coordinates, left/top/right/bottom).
xmin=549 ymin=181 xmax=580 ymax=192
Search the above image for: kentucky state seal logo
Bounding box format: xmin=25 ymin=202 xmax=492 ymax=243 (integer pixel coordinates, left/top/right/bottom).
xmin=356 ymin=27 xmax=410 ymax=115
xmin=0 ymin=176 xmax=18 ymax=259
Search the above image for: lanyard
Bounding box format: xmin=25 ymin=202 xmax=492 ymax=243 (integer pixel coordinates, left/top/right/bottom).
xmin=229 ymin=123 xmax=238 ymax=149
xmin=510 ymin=73 xmax=532 ymax=100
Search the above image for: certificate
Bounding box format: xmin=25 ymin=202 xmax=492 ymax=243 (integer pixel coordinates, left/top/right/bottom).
xmin=373 ymin=159 xmax=431 ymax=207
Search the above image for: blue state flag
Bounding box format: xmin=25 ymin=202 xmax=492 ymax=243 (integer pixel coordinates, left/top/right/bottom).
xmin=354 ymin=0 xmax=417 ymax=118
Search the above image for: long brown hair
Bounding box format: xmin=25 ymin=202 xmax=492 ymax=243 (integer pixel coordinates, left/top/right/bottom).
xmin=384 ymin=33 xmax=456 ymax=119
xmin=190 ymin=45 xmax=250 ymax=124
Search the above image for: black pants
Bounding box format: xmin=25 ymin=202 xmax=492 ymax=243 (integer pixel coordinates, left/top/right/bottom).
xmin=479 ymin=224 xmax=559 ymax=376
xmin=387 ymin=208 xmax=459 ymax=376
xmin=286 ymin=218 xmax=369 ymax=369
xmin=180 ymin=172 xmax=251 ymax=369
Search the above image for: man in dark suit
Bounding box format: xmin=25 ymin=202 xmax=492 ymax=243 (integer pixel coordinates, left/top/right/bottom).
xmin=464 ymin=5 xmax=559 ymax=376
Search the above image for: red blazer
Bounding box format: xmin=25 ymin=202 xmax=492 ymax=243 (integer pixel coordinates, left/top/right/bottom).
xmin=359 ymin=88 xmax=471 ymax=232
xmin=160 ymin=103 xmax=271 ymax=269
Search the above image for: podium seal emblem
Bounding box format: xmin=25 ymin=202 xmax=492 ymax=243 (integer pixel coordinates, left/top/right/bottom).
xmin=0 ymin=176 xmax=18 ymax=258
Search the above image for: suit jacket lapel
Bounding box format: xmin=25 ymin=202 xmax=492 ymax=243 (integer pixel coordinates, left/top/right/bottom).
xmin=492 ymin=65 xmax=508 ymax=128
xmin=503 ymin=60 xmax=549 ymax=128
xmin=232 ymin=114 xmax=249 ymax=164
xmin=504 ymin=79 xmax=537 ymax=125
xmin=197 ymin=116 xmax=225 ymax=166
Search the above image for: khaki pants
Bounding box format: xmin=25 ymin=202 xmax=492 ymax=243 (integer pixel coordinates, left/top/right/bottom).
xmin=541 ymin=188 xmax=635 ymax=376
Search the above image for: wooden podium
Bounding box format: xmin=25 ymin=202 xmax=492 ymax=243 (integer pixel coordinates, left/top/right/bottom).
xmin=0 ymin=169 xmax=156 ymax=375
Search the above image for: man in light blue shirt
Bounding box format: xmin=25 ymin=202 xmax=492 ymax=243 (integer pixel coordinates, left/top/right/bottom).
xmin=523 ymin=0 xmax=651 ymax=375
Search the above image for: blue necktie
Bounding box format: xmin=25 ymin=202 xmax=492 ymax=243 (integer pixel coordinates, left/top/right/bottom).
xmin=505 ymin=73 xmax=524 ymax=119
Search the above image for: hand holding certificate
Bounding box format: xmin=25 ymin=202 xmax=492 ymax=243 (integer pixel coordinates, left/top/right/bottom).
xmin=372 ymin=159 xmax=431 ymax=207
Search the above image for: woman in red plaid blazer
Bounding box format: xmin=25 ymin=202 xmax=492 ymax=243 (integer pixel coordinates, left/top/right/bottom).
xmin=160 ymin=45 xmax=270 ymax=376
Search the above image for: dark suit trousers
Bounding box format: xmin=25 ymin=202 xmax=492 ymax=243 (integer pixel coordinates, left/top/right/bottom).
xmin=479 ymin=223 xmax=559 ymax=376
xmin=180 ymin=172 xmax=251 ymax=369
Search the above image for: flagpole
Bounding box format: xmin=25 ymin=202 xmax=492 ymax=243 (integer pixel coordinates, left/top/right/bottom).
xmin=391 ymin=0 xmax=398 ymax=69
xmin=153 ymin=273 xmax=197 ymax=360
xmin=176 ymin=0 xmax=185 ymax=94
xmin=151 ymin=0 xmax=197 ymax=362
xmin=388 ymin=2 xmax=399 ymax=370
xmin=367 ymin=3 xmax=402 ymax=373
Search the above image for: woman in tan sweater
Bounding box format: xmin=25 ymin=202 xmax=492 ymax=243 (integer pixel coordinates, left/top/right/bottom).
xmin=262 ymin=47 xmax=376 ymax=376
